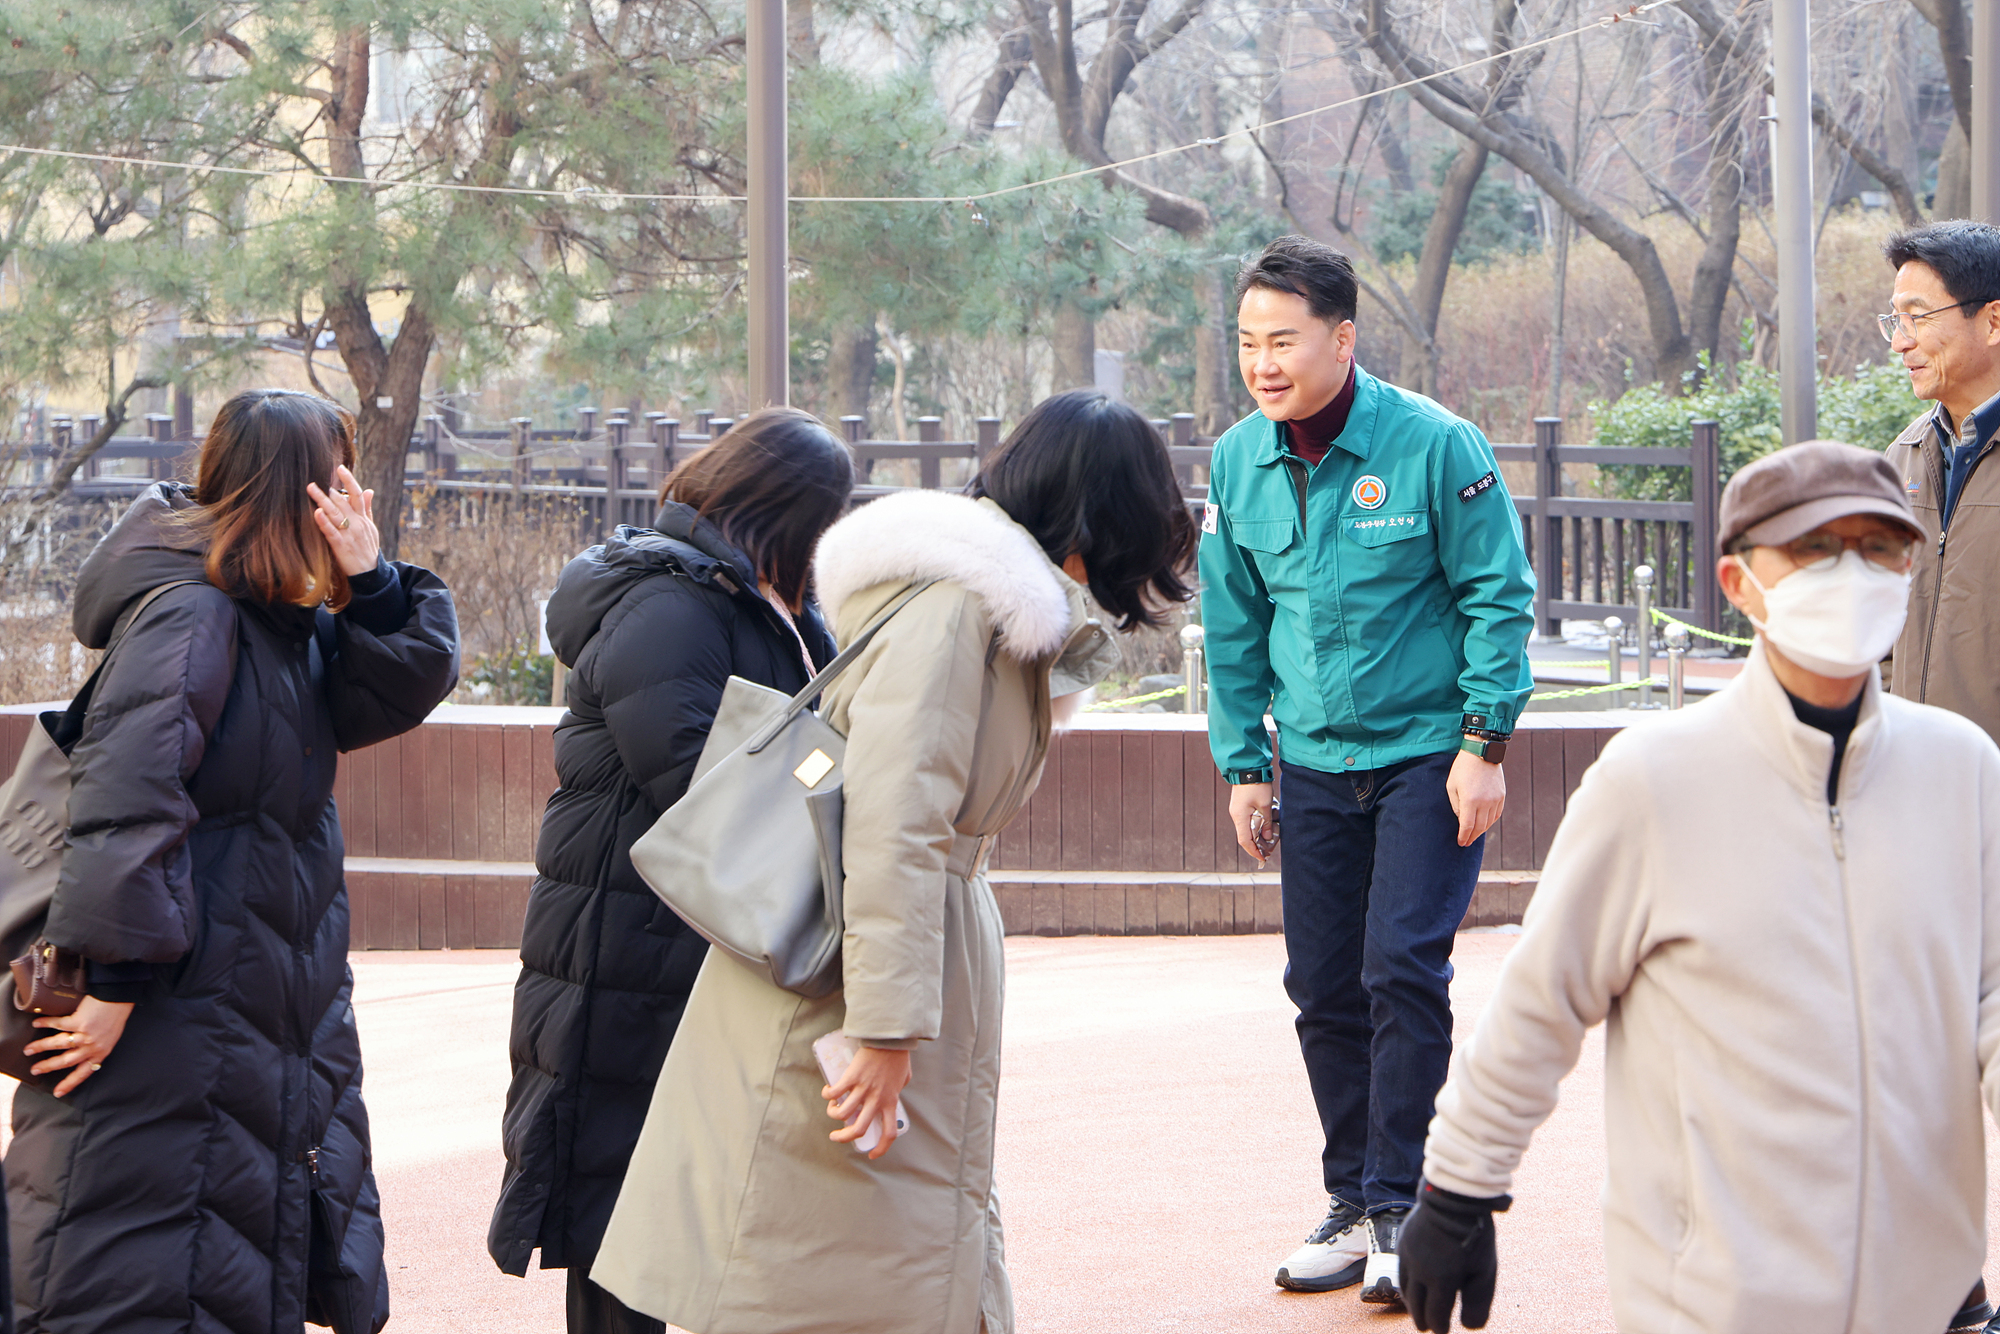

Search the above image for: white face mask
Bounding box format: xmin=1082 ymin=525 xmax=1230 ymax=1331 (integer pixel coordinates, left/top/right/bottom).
xmin=1735 ymin=548 xmax=1911 ymax=677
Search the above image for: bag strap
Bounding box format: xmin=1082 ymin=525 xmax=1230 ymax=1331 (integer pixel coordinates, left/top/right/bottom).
xmin=746 ymin=579 xmax=938 ymax=754
xmin=57 ymin=579 xmax=215 ymax=741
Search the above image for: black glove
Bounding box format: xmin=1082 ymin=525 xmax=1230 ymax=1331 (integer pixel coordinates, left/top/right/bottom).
xmin=1399 ymin=1179 xmax=1510 ymax=1332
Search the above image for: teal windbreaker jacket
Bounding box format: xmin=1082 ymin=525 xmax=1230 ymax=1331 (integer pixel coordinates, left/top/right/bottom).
xmin=1199 ymin=364 xmax=1536 ymax=778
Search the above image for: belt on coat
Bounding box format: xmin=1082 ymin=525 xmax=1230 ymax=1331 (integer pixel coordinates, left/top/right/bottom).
xmin=945 ymin=832 xmax=992 ymax=879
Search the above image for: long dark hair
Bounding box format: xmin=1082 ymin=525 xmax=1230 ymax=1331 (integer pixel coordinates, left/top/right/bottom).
xmin=191 ymin=388 xmax=358 ymax=610
xmin=660 ymin=407 xmax=855 ymax=607
xmin=969 ymin=390 xmax=1196 ymax=629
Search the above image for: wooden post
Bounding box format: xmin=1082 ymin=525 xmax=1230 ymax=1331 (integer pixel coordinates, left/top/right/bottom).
xmin=1690 ymin=419 xmax=1722 ymax=631
xmin=1533 ymin=416 xmax=1562 ymax=636
xmin=917 ymin=416 xmax=943 ymax=488
xmin=1170 ymin=412 xmax=1197 ymax=486
xmin=976 ymin=418 xmax=1001 ymax=466
xmin=145 ymin=414 xmax=172 ymax=481
xmin=695 ymin=409 xmax=714 ymax=439
xmin=48 ymin=417 xmax=70 ymax=486
xmin=607 ymin=415 xmax=630 ymax=521
xmin=79 ymin=416 xmax=102 ymax=482
xmin=656 ymin=417 xmax=680 ymax=475
xmin=426 ymin=418 xmax=446 ymax=486
xmin=510 ymin=417 xmax=532 ymax=491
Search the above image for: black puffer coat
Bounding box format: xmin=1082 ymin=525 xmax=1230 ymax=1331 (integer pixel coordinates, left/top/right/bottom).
xmin=6 ymin=483 xmax=458 ymax=1334
xmin=488 ymin=502 xmax=834 ymax=1277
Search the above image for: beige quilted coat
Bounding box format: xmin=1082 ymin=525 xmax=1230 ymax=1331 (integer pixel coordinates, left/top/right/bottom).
xmin=592 ymin=492 xmax=1119 ymax=1334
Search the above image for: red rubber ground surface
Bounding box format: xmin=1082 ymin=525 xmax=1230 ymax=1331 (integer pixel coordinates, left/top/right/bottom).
xmin=344 ymin=933 xmax=2000 ymax=1333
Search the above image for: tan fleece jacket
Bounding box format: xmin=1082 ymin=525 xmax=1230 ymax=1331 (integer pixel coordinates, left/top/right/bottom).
xmin=1424 ymin=644 xmax=2000 ymax=1334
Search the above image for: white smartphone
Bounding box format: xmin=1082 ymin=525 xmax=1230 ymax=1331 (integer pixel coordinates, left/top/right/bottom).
xmin=812 ymin=1029 xmax=909 ymax=1155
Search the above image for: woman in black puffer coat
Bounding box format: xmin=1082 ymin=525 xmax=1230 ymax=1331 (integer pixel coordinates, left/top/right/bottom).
xmin=488 ymin=408 xmax=852 ymax=1334
xmin=6 ymin=389 xmax=458 ymax=1334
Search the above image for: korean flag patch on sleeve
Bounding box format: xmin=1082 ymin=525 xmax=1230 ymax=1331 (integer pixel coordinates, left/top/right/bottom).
xmin=1458 ymin=471 xmax=1499 ymax=503
xmin=1202 ymin=502 xmax=1220 ymax=535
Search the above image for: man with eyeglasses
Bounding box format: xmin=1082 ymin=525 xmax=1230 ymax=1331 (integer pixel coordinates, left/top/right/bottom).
xmin=1879 ymin=221 xmax=2000 ymax=743
xmin=1392 ymin=441 xmax=2000 ymax=1334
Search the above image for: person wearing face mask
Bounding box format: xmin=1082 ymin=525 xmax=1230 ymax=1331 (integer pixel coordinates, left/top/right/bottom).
xmin=1392 ymin=441 xmax=2000 ymax=1334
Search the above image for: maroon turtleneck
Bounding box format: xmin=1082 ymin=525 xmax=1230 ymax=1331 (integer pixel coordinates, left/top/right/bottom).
xmin=1285 ymin=360 xmax=1358 ymax=467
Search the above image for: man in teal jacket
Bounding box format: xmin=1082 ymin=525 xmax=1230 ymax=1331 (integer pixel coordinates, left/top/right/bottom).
xmin=1200 ymin=236 xmax=1534 ymax=1308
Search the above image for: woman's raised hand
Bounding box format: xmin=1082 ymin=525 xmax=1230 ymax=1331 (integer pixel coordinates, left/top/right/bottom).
xmin=306 ymin=464 xmax=381 ymax=578
xmin=824 ymin=1045 xmax=912 ymax=1160
xmin=26 ymin=996 xmax=134 ymax=1097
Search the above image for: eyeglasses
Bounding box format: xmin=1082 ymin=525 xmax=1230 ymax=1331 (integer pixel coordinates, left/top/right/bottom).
xmin=1876 ymin=299 xmax=1997 ymax=343
xmin=1764 ymin=530 xmax=1916 ymax=574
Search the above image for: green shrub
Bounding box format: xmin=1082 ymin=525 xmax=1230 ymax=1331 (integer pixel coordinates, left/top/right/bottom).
xmin=1590 ymin=354 xmax=1921 ymax=500
xmin=464 ymin=647 xmax=554 ymax=706
xmin=1819 ymin=357 xmax=1926 ymax=452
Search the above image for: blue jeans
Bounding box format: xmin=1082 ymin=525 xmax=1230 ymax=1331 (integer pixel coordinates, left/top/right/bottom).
xmin=1279 ymin=750 xmax=1483 ymax=1214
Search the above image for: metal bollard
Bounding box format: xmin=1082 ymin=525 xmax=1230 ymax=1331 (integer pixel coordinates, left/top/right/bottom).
xmin=1602 ymin=615 xmax=1623 ymax=685
xmin=1665 ymin=623 xmax=1689 ymax=709
xmin=1633 ymin=565 xmax=1659 ymax=709
xmin=1180 ymin=622 xmax=1206 ymax=714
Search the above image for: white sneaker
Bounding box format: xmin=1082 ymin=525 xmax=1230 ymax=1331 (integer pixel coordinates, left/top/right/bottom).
xmin=1275 ymin=1198 xmax=1368 ymax=1292
xmin=1358 ymin=1207 xmax=1409 ymax=1306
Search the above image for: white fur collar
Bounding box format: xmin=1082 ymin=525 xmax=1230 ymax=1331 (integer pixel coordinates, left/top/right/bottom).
xmin=813 ymin=492 xmax=1072 ymax=660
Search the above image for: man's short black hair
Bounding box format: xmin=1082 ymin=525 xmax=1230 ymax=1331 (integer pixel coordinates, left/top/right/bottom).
xmin=1233 ymin=235 xmax=1359 ymax=327
xmin=1883 ymin=220 xmax=2000 ymax=307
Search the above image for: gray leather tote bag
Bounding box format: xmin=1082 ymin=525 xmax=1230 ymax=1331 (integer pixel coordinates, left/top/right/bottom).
xmin=630 ymin=581 xmax=935 ymax=997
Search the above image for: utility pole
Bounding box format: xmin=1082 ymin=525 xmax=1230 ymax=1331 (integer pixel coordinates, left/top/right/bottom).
xmin=1770 ymin=0 xmax=1816 ymax=443
xmin=1975 ymin=0 xmax=2000 ymax=224
xmin=746 ymin=0 xmax=789 ymax=407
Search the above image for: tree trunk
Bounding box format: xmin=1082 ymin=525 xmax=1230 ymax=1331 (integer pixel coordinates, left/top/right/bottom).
xmin=825 ymin=321 xmax=878 ymax=423
xmin=788 ymin=0 xmax=820 ymax=64
xmin=970 ymin=29 xmax=1033 ymax=137
xmin=1356 ymin=0 xmax=1699 ymax=389
xmin=326 ymin=295 xmax=433 ymax=558
xmin=1401 ymin=137 xmax=1489 ymax=398
xmin=1195 ymin=268 xmax=1232 ymax=434
xmin=319 ymin=26 xmax=521 ymax=556
xmin=1052 ymin=301 xmax=1096 ymax=391
xmin=1913 ymin=0 xmax=1973 ymax=135
xmin=1937 ymin=120 xmax=1972 ymax=218
xmin=1684 ymin=27 xmax=1748 ymax=386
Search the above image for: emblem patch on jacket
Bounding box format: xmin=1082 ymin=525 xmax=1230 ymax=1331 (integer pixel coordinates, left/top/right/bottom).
xmin=1458 ymin=471 xmax=1499 ymax=503
xmin=1202 ymin=503 xmax=1219 ymax=535
xmin=1352 ymin=475 xmax=1386 ymax=510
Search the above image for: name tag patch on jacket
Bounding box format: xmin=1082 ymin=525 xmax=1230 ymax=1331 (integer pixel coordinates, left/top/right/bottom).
xmin=1202 ymin=503 xmax=1219 ymax=535
xmin=1459 ymin=471 xmax=1499 ymax=503
xmin=1344 ymin=511 xmax=1430 ymax=547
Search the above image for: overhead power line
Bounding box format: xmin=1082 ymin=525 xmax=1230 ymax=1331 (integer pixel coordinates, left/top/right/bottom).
xmin=0 ymin=2 xmax=1672 ymax=209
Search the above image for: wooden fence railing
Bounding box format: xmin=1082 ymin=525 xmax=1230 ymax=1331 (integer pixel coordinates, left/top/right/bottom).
xmin=6 ymin=405 xmax=1727 ymax=638
xmin=1495 ymin=417 xmax=1723 ymax=635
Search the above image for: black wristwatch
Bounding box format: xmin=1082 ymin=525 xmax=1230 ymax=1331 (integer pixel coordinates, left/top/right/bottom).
xmin=1460 ymin=712 xmax=1510 ymax=765
xmin=1226 ymin=767 xmax=1274 ymax=785
xmin=1459 ymin=734 xmax=1507 ymax=765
